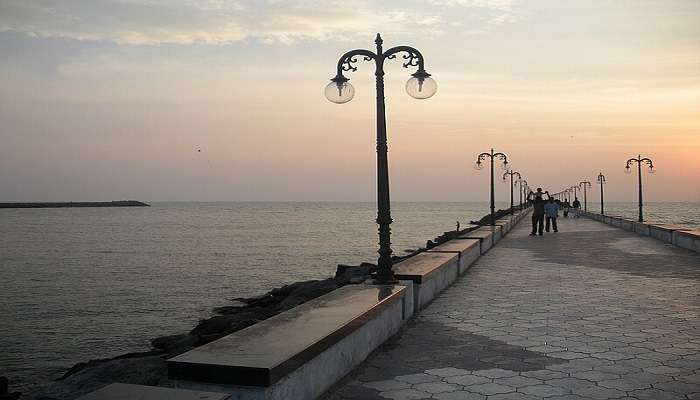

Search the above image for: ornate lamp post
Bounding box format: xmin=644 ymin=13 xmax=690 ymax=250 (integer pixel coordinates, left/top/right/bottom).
xmin=579 ymin=181 xmax=592 ymax=212
xmin=502 ymin=170 xmax=521 ymax=214
xmin=597 ymin=173 xmax=606 ymax=214
xmin=325 ymin=34 xmax=437 ymax=284
xmin=475 ymin=149 xmax=509 ymax=225
xmin=515 ymin=178 xmax=527 ymax=209
xmin=625 ymin=155 xmax=655 ymax=222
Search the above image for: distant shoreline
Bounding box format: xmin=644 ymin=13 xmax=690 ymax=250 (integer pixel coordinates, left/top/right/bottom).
xmin=0 ymin=201 xmax=150 ymax=208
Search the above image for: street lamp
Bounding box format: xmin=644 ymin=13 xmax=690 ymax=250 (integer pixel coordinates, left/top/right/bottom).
xmin=326 ymin=34 xmax=436 ymax=284
xmin=515 ymin=178 xmax=527 ymax=209
xmin=597 ymin=172 xmax=606 ymax=215
xmin=475 ymin=149 xmax=509 ymax=226
xmin=625 ymin=155 xmax=655 ymax=222
xmin=502 ymin=170 xmax=521 ymax=214
xmin=579 ymin=181 xmax=592 ymax=212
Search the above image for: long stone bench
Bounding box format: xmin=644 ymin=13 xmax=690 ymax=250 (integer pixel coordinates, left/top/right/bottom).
xmin=167 ymin=284 xmax=407 ymax=400
xmin=77 ymin=383 xmax=230 ymax=400
xmin=426 ymin=238 xmax=480 ymax=275
xmin=392 ymin=252 xmax=459 ymax=313
xmin=458 ymin=226 xmax=501 ymax=253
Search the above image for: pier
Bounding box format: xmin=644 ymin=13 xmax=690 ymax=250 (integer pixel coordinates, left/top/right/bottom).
xmin=69 ymin=211 xmax=700 ymax=400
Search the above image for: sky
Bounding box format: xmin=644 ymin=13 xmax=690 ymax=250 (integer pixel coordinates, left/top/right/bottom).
xmin=0 ymin=0 xmax=698 ymax=202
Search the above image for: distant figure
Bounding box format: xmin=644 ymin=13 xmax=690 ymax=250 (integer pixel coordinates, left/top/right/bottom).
xmin=562 ymin=198 xmax=571 ymax=218
xmin=544 ymin=198 xmax=560 ymax=233
xmin=527 ymin=188 xmax=550 ymax=236
xmin=572 ymin=197 xmax=582 ymax=218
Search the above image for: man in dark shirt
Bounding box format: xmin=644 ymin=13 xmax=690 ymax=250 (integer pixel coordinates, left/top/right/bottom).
xmin=528 ymin=188 xmax=551 ymax=236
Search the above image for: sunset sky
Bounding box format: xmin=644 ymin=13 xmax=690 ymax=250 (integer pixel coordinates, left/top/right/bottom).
xmin=1 ymin=0 xmax=698 ymax=202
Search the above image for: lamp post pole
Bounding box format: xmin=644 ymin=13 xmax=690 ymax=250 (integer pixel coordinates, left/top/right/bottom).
xmin=516 ymin=178 xmax=527 ymax=209
xmin=475 ymin=149 xmax=509 ymax=226
xmin=625 ymin=155 xmax=654 ymax=222
xmin=503 ymin=170 xmax=521 ymax=214
xmin=326 ymin=34 xmax=437 ymax=283
xmin=579 ymin=181 xmax=592 ymax=212
xmin=597 ymin=173 xmax=606 ymax=214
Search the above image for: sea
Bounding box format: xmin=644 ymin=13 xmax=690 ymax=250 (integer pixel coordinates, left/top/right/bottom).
xmin=1 ymin=201 xmax=698 ymax=393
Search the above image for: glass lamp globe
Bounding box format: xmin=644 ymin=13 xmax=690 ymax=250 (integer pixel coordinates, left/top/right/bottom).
xmin=501 ymin=161 xmax=509 ymax=171
xmin=406 ymin=76 xmax=437 ymax=99
xmin=648 ymin=167 xmax=656 ymax=174
xmin=474 ymin=161 xmax=483 ymax=170
xmin=325 ymin=80 xmax=355 ymax=104
xmin=624 ymin=167 xmax=631 ymax=174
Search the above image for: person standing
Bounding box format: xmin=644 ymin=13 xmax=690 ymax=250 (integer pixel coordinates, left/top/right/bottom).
xmin=528 ymin=188 xmax=550 ymax=236
xmin=544 ymin=197 xmax=560 ymax=232
xmin=572 ymin=197 xmax=582 ymax=218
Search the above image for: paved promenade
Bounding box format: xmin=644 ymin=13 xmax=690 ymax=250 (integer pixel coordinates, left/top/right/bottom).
xmin=325 ymin=217 xmax=700 ymax=400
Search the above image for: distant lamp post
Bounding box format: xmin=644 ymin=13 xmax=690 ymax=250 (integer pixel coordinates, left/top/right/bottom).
xmin=475 ymin=149 xmax=509 ymax=226
xmin=597 ymin=172 xmax=606 ymax=214
xmin=326 ymin=34 xmax=436 ymax=284
xmin=579 ymin=181 xmax=592 ymax=212
xmin=570 ymin=185 xmax=579 ymax=201
xmin=625 ymin=155 xmax=655 ymax=222
xmin=502 ymin=170 xmax=521 ymax=214
xmin=515 ymin=178 xmax=527 ymax=209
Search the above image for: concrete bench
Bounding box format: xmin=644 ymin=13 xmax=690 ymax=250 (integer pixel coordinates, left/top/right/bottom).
xmin=495 ymin=218 xmax=513 ymax=235
xmin=633 ymin=221 xmax=651 ymax=236
xmin=621 ymin=219 xmax=635 ymax=232
xmin=649 ymin=224 xmax=691 ymax=243
xmin=392 ymin=252 xmax=459 ymax=313
xmin=673 ymin=230 xmax=700 ymax=253
xmin=459 ymin=226 xmax=500 ymax=253
xmin=77 ymin=383 xmax=230 ymax=400
xmin=167 ymin=284 xmax=407 ymax=400
xmin=426 ymin=238 xmax=480 ymax=275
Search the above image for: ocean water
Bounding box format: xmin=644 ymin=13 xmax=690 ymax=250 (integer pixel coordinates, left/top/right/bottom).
xmin=0 ymin=201 xmax=697 ymax=393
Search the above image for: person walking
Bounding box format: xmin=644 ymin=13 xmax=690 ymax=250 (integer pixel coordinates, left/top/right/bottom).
xmin=572 ymin=197 xmax=582 ymax=218
xmin=544 ymin=197 xmax=559 ymax=232
xmin=562 ymin=198 xmax=570 ymax=218
xmin=528 ymin=188 xmax=550 ymax=236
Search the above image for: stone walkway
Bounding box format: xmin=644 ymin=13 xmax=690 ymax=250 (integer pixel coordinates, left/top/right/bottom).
xmin=324 ymin=216 xmax=700 ymax=400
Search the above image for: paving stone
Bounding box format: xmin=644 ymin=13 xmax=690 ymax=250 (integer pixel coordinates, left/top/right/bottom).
xmin=598 ymin=378 xmax=651 ymax=391
xmin=518 ymin=384 xmax=568 ymax=397
xmin=394 ymin=373 xmax=441 ymax=384
xmin=472 ymin=368 xmax=518 ymax=379
xmin=432 ymin=392 xmax=486 ymax=400
xmin=488 ymin=393 xmax=540 ymax=400
xmin=653 ymin=381 xmax=700 ymax=394
xmin=363 ymin=380 xmax=412 ymax=391
xmin=444 ymin=374 xmax=491 ymax=386
xmin=425 ymin=367 xmax=471 ymax=377
xmin=412 ymin=382 xmax=461 ymax=394
xmin=377 ymin=388 xmax=431 ymax=400
xmin=463 ymin=382 xmax=514 ymax=395
xmin=572 ymin=385 xmax=626 ymax=399
xmin=494 ymin=375 xmax=542 ymax=388
xmin=572 ymin=370 xmax=619 ymax=382
xmin=628 ymin=388 xmax=688 ymax=400
xmin=643 ymin=365 xmax=682 ymax=375
xmin=521 ymin=369 xmax=568 ymax=380
xmin=545 ymin=377 xmax=595 ymax=392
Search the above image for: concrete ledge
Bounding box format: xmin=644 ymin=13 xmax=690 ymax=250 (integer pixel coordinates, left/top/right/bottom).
xmin=632 ymin=221 xmax=651 ymax=236
xmin=77 ymin=383 xmax=230 ymax=400
xmin=673 ymin=230 xmax=700 ymax=252
xmin=168 ymin=284 xmax=407 ymax=400
xmin=426 ymin=238 xmax=481 ymax=275
xmin=583 ymin=212 xmax=699 ymax=254
xmin=649 ymin=224 xmax=691 ymax=243
xmin=392 ymin=252 xmax=459 ymax=312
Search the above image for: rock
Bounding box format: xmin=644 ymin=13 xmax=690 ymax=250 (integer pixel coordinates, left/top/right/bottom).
xmin=274 ymin=278 xmax=340 ymax=311
xmin=189 ymin=312 xmax=263 ymax=336
xmin=150 ymin=334 xmax=198 ymax=352
xmin=29 ymin=356 xmax=166 ymax=400
xmin=0 ymin=377 xmax=21 ymax=400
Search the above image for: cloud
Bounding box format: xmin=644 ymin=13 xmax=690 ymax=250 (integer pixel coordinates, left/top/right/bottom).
xmin=0 ymin=0 xmax=445 ymax=45
xmin=425 ymin=0 xmax=519 ymax=25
